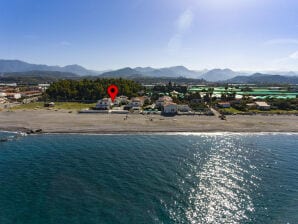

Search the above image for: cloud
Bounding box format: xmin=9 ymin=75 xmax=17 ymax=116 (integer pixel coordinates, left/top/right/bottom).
xmin=289 ymin=51 xmax=298 ymax=59
xmin=177 ymin=9 xmax=194 ymax=32
xmin=167 ymin=9 xmax=194 ymax=53
xmin=60 ymin=41 xmax=71 ymax=46
xmin=270 ymin=50 xmax=298 ymax=70
xmin=264 ymin=38 xmax=298 ymax=45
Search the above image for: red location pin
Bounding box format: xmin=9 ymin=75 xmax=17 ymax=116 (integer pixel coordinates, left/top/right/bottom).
xmin=107 ymin=84 xmax=118 ymax=102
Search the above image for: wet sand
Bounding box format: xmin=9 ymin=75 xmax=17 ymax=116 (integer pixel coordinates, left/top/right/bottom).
xmin=0 ymin=110 xmax=297 ymax=133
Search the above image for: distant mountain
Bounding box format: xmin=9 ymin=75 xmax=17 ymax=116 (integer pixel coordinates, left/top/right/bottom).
xmin=100 ymin=66 xmax=202 ymax=78
xmin=226 ymin=73 xmax=298 ymax=84
xmin=60 ymin=64 xmax=95 ymax=76
xmin=269 ymin=71 xmax=298 ymax=77
xmin=0 ymin=70 xmax=79 ymax=84
xmin=2 ymin=59 xmax=298 ymax=84
xmin=100 ymin=67 xmax=143 ymax=78
xmin=145 ymin=66 xmax=200 ymax=78
xmin=0 ymin=59 xmax=97 ymax=76
xmin=200 ymin=69 xmax=243 ymax=81
xmin=134 ymin=67 xmax=156 ymax=74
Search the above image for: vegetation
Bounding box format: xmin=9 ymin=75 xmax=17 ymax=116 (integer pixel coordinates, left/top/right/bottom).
xmin=266 ymin=98 xmax=298 ymax=110
xmin=12 ymin=102 xmax=96 ymax=110
xmin=219 ymin=107 xmax=242 ymax=115
xmin=152 ymin=82 xmax=188 ymax=94
xmin=46 ymin=78 xmax=143 ymax=101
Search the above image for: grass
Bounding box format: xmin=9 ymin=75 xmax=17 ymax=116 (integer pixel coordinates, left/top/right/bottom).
xmin=219 ymin=107 xmax=298 ymax=115
xmin=249 ymin=109 xmax=298 ymax=115
xmin=12 ymin=102 xmax=96 ymax=111
xmin=219 ymin=107 xmax=242 ymax=114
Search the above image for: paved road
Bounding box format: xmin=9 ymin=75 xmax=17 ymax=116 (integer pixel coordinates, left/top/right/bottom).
xmin=209 ymin=107 xmax=221 ymax=117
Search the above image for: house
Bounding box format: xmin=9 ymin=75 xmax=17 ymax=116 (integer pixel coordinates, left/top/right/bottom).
xmin=0 ymin=92 xmax=7 ymax=97
xmin=6 ymin=93 xmax=22 ymax=100
xmin=155 ymin=96 xmax=173 ymax=108
xmin=20 ymin=91 xmax=42 ymax=98
xmin=124 ymin=97 xmax=144 ymax=111
xmin=255 ymin=101 xmax=270 ymax=110
xmin=130 ymin=97 xmax=144 ymax=107
xmin=95 ymin=98 xmax=112 ymax=110
xmin=113 ymin=96 xmax=128 ymax=106
xmin=217 ymin=102 xmax=231 ymax=108
xmin=163 ymin=102 xmax=178 ymax=115
xmin=117 ymin=95 xmax=128 ymax=104
xmin=170 ymin=90 xmax=179 ymax=98
xmin=178 ymin=104 xmax=191 ymax=112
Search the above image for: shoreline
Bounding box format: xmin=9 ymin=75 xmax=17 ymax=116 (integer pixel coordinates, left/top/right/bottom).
xmin=1 ymin=128 xmax=298 ymax=135
xmin=1 ymin=129 xmax=298 ymax=137
xmin=0 ymin=110 xmax=298 ymax=134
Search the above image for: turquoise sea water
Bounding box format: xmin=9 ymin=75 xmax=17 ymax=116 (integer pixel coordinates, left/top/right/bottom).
xmin=0 ymin=132 xmax=297 ymax=224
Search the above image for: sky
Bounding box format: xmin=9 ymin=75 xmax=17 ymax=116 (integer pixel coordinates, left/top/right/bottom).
xmin=1 ymin=0 xmax=298 ymax=71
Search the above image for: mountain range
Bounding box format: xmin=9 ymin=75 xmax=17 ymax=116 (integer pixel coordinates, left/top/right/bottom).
xmin=225 ymin=73 xmax=298 ymax=84
xmin=0 ymin=59 xmax=298 ymax=84
xmin=0 ymin=59 xmax=97 ymax=76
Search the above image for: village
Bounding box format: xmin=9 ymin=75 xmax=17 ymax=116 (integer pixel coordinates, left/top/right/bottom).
xmin=1 ymin=81 xmax=297 ymax=117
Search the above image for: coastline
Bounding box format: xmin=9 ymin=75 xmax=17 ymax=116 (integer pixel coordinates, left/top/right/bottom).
xmin=0 ymin=110 xmax=298 ymax=134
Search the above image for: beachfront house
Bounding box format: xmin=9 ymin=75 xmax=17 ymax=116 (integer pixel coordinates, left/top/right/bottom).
xmin=155 ymin=96 xmax=173 ymax=108
xmin=217 ymin=102 xmax=231 ymax=108
xmin=255 ymin=101 xmax=270 ymax=110
xmin=6 ymin=93 xmax=22 ymax=100
xmin=124 ymin=97 xmax=144 ymax=111
xmin=114 ymin=95 xmax=128 ymax=106
xmin=95 ymin=98 xmax=112 ymax=110
xmin=163 ymin=102 xmax=178 ymax=115
xmin=0 ymin=92 xmax=7 ymax=97
xmin=131 ymin=97 xmax=144 ymax=107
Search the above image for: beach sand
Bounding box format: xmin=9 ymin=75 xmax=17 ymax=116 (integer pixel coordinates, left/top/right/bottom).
xmin=0 ymin=110 xmax=297 ymax=133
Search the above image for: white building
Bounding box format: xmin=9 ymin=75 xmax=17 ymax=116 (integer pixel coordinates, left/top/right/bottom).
xmin=117 ymin=95 xmax=128 ymax=104
xmin=95 ymin=98 xmax=112 ymax=110
xmin=0 ymin=92 xmax=7 ymax=97
xmin=6 ymin=93 xmax=22 ymax=100
xmin=255 ymin=101 xmax=270 ymax=110
xmin=163 ymin=102 xmax=178 ymax=115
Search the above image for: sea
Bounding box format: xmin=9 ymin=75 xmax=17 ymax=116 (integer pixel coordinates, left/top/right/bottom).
xmin=0 ymin=132 xmax=297 ymax=224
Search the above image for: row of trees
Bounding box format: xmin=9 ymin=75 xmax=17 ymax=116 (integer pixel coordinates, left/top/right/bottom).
xmin=46 ymin=78 xmax=143 ymax=101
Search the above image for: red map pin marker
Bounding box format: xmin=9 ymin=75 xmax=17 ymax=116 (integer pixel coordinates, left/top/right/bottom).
xmin=107 ymin=84 xmax=118 ymax=102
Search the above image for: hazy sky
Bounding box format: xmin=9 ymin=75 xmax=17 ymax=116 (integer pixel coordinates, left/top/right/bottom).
xmin=1 ymin=0 xmax=298 ymax=71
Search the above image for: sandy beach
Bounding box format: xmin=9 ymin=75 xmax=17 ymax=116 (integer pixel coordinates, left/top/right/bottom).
xmin=0 ymin=110 xmax=297 ymax=133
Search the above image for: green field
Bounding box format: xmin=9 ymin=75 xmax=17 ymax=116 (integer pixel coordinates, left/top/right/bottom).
xmin=188 ymin=86 xmax=298 ymax=99
xmin=12 ymin=102 xmax=96 ymax=110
